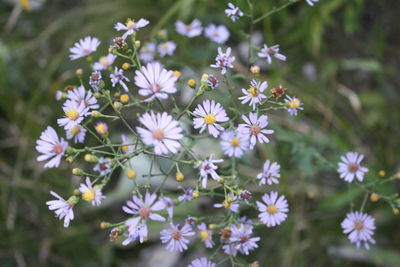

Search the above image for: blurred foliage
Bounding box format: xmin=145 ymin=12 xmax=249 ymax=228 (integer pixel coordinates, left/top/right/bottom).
xmin=0 ymin=0 xmax=399 ymax=266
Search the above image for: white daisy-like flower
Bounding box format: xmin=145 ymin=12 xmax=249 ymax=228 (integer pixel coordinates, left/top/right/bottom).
xmin=257 ymin=160 xmax=281 ymax=186
xmin=160 ymin=223 xmax=195 ymax=252
xmin=193 ymin=99 xmax=229 ymax=138
xmin=197 ymin=222 xmax=215 ymax=248
xmin=204 ymin=24 xmax=230 ymax=44
xmin=114 ymin=18 xmax=150 ymax=39
xmin=228 ymin=224 xmax=260 ymax=256
xmin=306 ymin=0 xmax=319 ymax=6
xmin=79 ymin=177 xmax=106 ymax=206
xmin=120 ymin=134 xmax=134 ymax=154
xmin=341 ymin=211 xmax=376 ymax=249
xmin=337 ymin=152 xmax=369 ymax=183
xmin=257 ymin=191 xmax=289 ymax=227
xmin=158 ymin=41 xmax=176 ymax=57
xmin=93 ymin=53 xmax=117 ymax=71
xmin=93 ymin=157 xmax=112 ymax=177
xmin=284 ymin=95 xmax=304 ymax=116
xmin=66 ymin=85 xmax=99 ymax=111
xmin=110 ymin=67 xmax=130 ymax=91
xmin=238 ymin=113 xmax=274 ymax=149
xmin=57 ymin=100 xmax=89 ymax=130
xmin=188 ymin=257 xmax=216 ymax=267
xmin=175 ymin=19 xmax=203 ymax=38
xmin=139 ymin=42 xmax=156 ymax=63
xmin=46 ymin=191 xmax=74 ymax=227
xmin=196 ymin=156 xmax=224 ymax=188
xmin=214 ymin=193 xmax=240 ymax=213
xmin=69 ymin=36 xmax=100 ymax=60
xmin=136 ymin=111 xmax=183 ymax=155
xmin=122 ymin=224 xmax=148 ymax=245
xmin=258 ymin=44 xmax=286 ymax=64
xmin=225 ymin=3 xmax=243 ymax=21
xmin=36 ymin=126 xmax=68 ymax=168
xmin=66 ymin=124 xmax=87 ymax=144
xmin=210 ymin=47 xmax=235 ymax=75
xmin=238 ymin=80 xmax=268 ymax=110
xmin=219 ymin=130 xmax=249 ymax=158
xmin=134 ymin=62 xmax=178 ymax=102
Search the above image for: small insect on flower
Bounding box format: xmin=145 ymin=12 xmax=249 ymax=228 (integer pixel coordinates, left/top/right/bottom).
xmin=89 ymin=71 xmax=102 ymax=91
xmin=69 ymin=36 xmax=100 ymax=60
xmin=197 ymin=222 xmax=215 ymax=248
xmin=257 ymin=160 xmax=281 ymax=186
xmin=158 ymin=41 xmax=177 ymax=57
xmin=135 ymin=62 xmax=178 ymax=102
xmin=204 ymin=24 xmax=230 ymax=44
xmin=114 ymin=18 xmax=150 ymax=39
xmin=94 ymin=53 xmax=117 ymax=71
xmin=337 ymin=152 xmax=369 ymax=183
xmin=284 ymin=95 xmax=304 ymax=116
xmin=57 ymin=101 xmax=89 ymax=130
xmin=341 ymin=211 xmax=376 ymax=249
xmin=79 ymin=177 xmax=106 ymax=206
xmin=93 ymin=157 xmax=112 ymax=177
xmin=110 ymin=67 xmax=130 ymax=92
xmin=238 ymin=79 xmax=268 ymax=110
xmin=238 ymin=113 xmax=274 ymax=149
xmin=214 ymin=193 xmax=240 ymax=213
xmin=210 ymin=47 xmax=235 ymax=75
xmin=306 ymin=0 xmax=319 ymax=6
xmin=193 ymin=99 xmax=229 ymax=138
xmin=188 ymin=257 xmax=216 ymax=267
xmin=257 ymin=191 xmax=289 ymax=227
xmin=258 ymin=43 xmax=286 ymax=64
xmin=175 ymin=19 xmax=203 ymax=38
xmin=227 ymin=224 xmax=260 ymax=256
xmin=225 ymin=3 xmax=244 ymax=21
xmin=139 ymin=42 xmax=156 ymax=63
xmin=160 ymin=223 xmax=195 ymax=252
xmin=196 ymin=156 xmax=224 ymax=188
xmin=178 ymin=186 xmax=194 ymax=202
xmin=36 ymin=126 xmax=68 ymax=168
xmin=136 ymin=111 xmax=183 ymax=155
xmin=219 ymin=130 xmax=249 ymax=158
xmin=66 ymin=85 xmax=99 ymax=111
xmin=46 ymin=191 xmax=75 ymax=227
xmin=120 ymin=134 xmax=134 ymax=154
xmin=66 ymin=124 xmax=87 ymax=144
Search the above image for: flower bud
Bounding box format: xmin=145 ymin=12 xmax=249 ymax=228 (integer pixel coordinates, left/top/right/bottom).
xmin=76 ymin=68 xmax=83 ymax=76
xmin=120 ymin=94 xmax=130 ymax=104
xmin=113 ymin=101 xmax=122 ymax=110
xmin=72 ymin=189 xmax=81 ymax=196
xmin=65 ymin=156 xmax=74 ymax=164
xmin=208 ymin=224 xmax=217 ymax=230
xmin=122 ymin=63 xmax=130 ymax=70
xmin=175 ymin=172 xmax=184 ymax=182
xmin=134 ymin=40 xmax=141 ymax=48
xmin=93 ymin=92 xmax=101 ymax=98
xmin=114 ymin=92 xmax=120 ymax=98
xmin=370 ymin=193 xmax=379 ymax=202
xmin=95 ymin=122 xmax=108 ymax=137
xmin=84 ymin=154 xmax=98 ymax=163
xmin=126 ymin=169 xmax=137 ymax=179
xmin=218 ymin=177 xmax=225 ymax=184
xmin=393 ymin=208 xmax=399 ymax=215
xmin=192 ymin=190 xmax=200 ymax=198
xmin=100 ymin=222 xmax=110 ymax=229
xmin=91 ymin=110 xmax=102 ymax=117
xmin=72 ymin=168 xmax=84 ymax=176
xmin=187 ymin=79 xmax=196 ymax=88
xmin=378 ymin=170 xmax=385 ymax=177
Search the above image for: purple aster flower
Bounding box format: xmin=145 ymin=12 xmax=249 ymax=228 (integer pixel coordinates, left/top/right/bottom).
xmin=210 ymin=47 xmax=235 ymax=75
xmin=258 ymin=43 xmax=286 ymax=64
xmin=178 ymin=186 xmax=194 ymax=202
xmin=188 ymin=257 xmax=216 ymax=267
xmin=160 ymin=223 xmax=195 ymax=252
xmin=93 ymin=157 xmax=112 ymax=177
xmin=46 ymin=191 xmax=74 ymax=227
xmin=36 ymin=126 xmax=68 ymax=168
xmin=257 ymin=191 xmax=289 ymax=227
xmin=219 ymin=129 xmax=249 ymax=158
xmin=337 ymin=152 xmax=369 ymax=183
xmin=257 ymin=160 xmax=281 ymax=186
xmin=110 ymin=67 xmax=130 ymax=91
xmin=238 ymin=112 xmax=274 ymax=149
xmin=214 ymin=193 xmax=240 ymax=213
xmin=66 ymin=85 xmax=99 ymax=110
xmin=193 ymin=100 xmax=229 ymax=138
xmin=197 ymin=222 xmax=215 ymax=248
xmin=69 ymin=36 xmax=100 ymax=60
xmin=284 ymin=95 xmax=304 ymax=116
xmin=341 ymin=211 xmax=376 ymax=249
xmin=195 ymin=155 xmax=224 ymax=188
xmin=175 ymin=19 xmax=203 ymax=38
xmin=228 ymin=224 xmax=260 ymax=255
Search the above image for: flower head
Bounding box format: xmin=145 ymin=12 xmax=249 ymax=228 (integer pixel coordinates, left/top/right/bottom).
xmin=93 ymin=53 xmax=117 ymax=71
xmin=238 ymin=80 xmax=268 ymax=110
xmin=79 ymin=177 xmax=106 ymax=206
xmin=219 ymin=130 xmax=249 ymax=158
xmin=121 ymin=134 xmax=134 ymax=154
xmin=258 ymin=44 xmax=286 ymax=64
xmin=284 ymin=95 xmax=304 ymax=116
xmin=123 ymin=192 xmax=166 ymax=222
xmin=196 ymin=156 xmax=224 ymax=188
xmin=46 ymin=191 xmax=74 ymax=227
xmin=197 ymin=223 xmax=215 ymax=248
xmin=257 ymin=160 xmax=281 ymax=186
xmin=110 ymin=67 xmax=130 ymax=91
xmin=337 ymin=152 xmax=369 ymax=182
xmin=210 ymin=47 xmax=235 ymax=75
xmin=69 ymin=36 xmax=100 ymax=60
xmin=188 ymin=257 xmax=216 ymax=267
xmin=160 ymin=223 xmax=195 ymax=252
xmin=93 ymin=157 xmax=112 ymax=177
xmin=178 ymin=186 xmax=194 ymax=202
xmin=158 ymin=41 xmax=177 ymax=57
xmin=66 ymin=124 xmax=87 ymax=144
xmin=257 ymin=191 xmax=289 ymax=227
xmin=341 ymin=211 xmax=376 ymax=249
xmin=139 ymin=42 xmax=156 ymax=63
xmin=225 ymin=3 xmax=243 ymax=21
xmin=227 ymin=224 xmax=260 ymax=255
xmin=193 ymin=99 xmax=229 ymax=138
xmin=36 ymin=126 xmax=68 ymax=168
xmin=214 ymin=193 xmax=240 ymax=213
xmin=57 ymin=101 xmax=89 ymax=130
xmin=89 ymin=71 xmax=102 ymax=91
xmin=136 ymin=111 xmax=183 ymax=155
xmin=134 ymin=62 xmax=178 ymax=102
xmin=66 ymin=85 xmax=99 ymax=110
xmin=114 ymin=18 xmax=150 ymax=39
xmin=204 ymin=24 xmax=230 ymax=44
xmin=238 ymin=113 xmax=274 ymax=149
xmin=175 ymin=19 xmax=203 ymax=38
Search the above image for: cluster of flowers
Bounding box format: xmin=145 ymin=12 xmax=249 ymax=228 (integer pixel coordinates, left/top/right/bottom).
xmin=36 ymin=1 xmax=399 ymax=266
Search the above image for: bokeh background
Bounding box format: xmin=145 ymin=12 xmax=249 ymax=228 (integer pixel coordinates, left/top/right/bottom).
xmin=1 ymin=0 xmax=399 ymax=266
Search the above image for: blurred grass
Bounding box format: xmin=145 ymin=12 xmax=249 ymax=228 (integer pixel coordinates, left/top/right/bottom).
xmin=1 ymin=0 xmax=400 ymax=266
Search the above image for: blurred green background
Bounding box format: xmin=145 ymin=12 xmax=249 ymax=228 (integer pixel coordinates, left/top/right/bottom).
xmin=1 ymin=0 xmax=399 ymax=266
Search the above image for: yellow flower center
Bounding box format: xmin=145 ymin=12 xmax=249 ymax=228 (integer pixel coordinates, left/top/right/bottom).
xmin=248 ymin=87 xmax=258 ymax=97
xmin=100 ymin=57 xmax=109 ymax=67
xmin=70 ymin=125 xmax=81 ymax=136
xmin=222 ymin=200 xmax=232 ymax=209
xmin=82 ymin=189 xmax=96 ymax=202
xmin=121 ymin=145 xmax=129 ymax=153
xmin=162 ymin=43 xmax=170 ymax=50
xmin=230 ymin=138 xmax=240 ymax=147
xmin=288 ymin=98 xmax=300 ymax=109
xmin=66 ymin=109 xmax=79 ymax=120
xmin=199 ymin=231 xmax=209 ymax=241
xmin=126 ymin=19 xmax=136 ymax=29
xmin=204 ymin=114 xmax=216 ymax=125
xmin=267 ymin=204 xmax=278 ymax=214
xmin=95 ymin=123 xmax=107 ymax=135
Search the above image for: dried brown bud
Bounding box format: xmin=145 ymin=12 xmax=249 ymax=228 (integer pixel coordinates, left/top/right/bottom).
xmin=271 ymin=84 xmax=287 ymax=99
